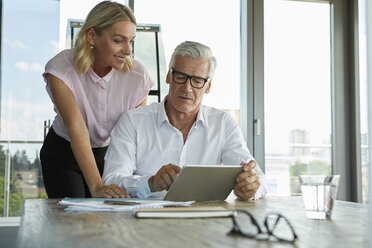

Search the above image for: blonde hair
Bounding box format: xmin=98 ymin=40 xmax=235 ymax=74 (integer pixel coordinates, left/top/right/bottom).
xmin=74 ymin=1 xmax=136 ymax=75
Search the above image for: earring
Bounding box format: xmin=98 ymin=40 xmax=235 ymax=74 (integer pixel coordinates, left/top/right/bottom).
xmin=90 ymin=45 xmax=94 ymax=49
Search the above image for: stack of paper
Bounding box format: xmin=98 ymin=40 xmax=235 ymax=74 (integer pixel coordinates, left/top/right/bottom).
xmin=59 ymin=198 xmax=194 ymax=212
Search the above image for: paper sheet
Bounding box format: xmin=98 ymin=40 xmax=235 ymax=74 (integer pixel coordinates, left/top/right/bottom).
xmin=58 ymin=198 xmax=194 ymax=212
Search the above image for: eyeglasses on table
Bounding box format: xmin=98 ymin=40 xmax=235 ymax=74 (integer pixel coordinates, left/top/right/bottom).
xmin=227 ymin=209 xmax=298 ymax=243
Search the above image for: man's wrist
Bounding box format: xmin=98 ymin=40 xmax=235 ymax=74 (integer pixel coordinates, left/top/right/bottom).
xmin=233 ymin=190 xmax=255 ymax=201
xmin=148 ymin=176 xmax=155 ymax=192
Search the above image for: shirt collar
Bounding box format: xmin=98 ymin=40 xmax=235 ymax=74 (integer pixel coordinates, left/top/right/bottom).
xmin=196 ymin=104 xmax=207 ymax=128
xmin=87 ymin=67 xmax=114 ymax=89
xmin=157 ymin=95 xmax=207 ymax=128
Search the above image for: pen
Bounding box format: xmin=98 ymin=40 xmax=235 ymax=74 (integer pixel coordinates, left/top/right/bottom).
xmin=103 ymin=200 xmax=140 ymax=205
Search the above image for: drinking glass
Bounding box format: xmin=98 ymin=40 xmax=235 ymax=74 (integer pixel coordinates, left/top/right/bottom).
xmin=299 ymin=175 xmax=340 ymax=219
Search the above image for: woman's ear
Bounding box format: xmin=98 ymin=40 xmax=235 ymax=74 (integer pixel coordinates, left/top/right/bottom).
xmin=86 ymin=28 xmax=96 ymax=46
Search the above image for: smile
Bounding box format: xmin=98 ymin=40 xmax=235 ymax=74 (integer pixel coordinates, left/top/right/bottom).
xmin=114 ymin=55 xmax=125 ymax=62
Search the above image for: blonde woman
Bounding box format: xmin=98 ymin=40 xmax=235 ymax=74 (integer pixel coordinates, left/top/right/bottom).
xmin=40 ymin=1 xmax=154 ymax=198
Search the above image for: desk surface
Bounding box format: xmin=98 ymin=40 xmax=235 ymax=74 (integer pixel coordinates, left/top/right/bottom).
xmin=16 ymin=196 xmax=367 ymax=248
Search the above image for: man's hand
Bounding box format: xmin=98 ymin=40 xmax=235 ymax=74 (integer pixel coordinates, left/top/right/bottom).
xmin=148 ymin=164 xmax=181 ymax=192
xmin=234 ymin=160 xmax=260 ymax=200
xmin=91 ymin=184 xmax=131 ymax=198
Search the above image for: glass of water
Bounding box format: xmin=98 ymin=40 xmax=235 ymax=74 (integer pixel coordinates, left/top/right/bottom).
xmin=299 ymin=175 xmax=340 ymax=219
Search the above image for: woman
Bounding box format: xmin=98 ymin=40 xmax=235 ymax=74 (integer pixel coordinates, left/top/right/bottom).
xmin=40 ymin=1 xmax=154 ymax=198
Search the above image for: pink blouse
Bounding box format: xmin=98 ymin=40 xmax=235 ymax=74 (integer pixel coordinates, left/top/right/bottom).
xmin=43 ymin=49 xmax=154 ymax=147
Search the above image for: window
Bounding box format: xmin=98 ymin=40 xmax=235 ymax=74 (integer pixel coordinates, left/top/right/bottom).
xmin=0 ymin=0 xmax=128 ymax=217
xmin=1 ymin=0 xmax=60 ymax=216
xmin=264 ymin=0 xmax=332 ymax=196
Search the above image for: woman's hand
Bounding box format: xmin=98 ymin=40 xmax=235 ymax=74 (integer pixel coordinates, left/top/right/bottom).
xmin=91 ymin=184 xmax=131 ymax=198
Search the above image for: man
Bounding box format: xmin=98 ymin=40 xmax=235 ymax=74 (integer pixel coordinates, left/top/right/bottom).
xmin=102 ymin=41 xmax=266 ymax=200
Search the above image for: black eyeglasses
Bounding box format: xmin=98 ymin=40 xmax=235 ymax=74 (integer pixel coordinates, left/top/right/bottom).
xmin=228 ymin=210 xmax=298 ymax=243
xmin=170 ymin=68 xmax=209 ymax=89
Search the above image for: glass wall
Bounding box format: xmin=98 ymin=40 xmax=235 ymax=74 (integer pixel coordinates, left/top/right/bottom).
xmin=0 ymin=0 xmax=60 ymax=216
xmin=264 ymin=0 xmax=332 ymax=196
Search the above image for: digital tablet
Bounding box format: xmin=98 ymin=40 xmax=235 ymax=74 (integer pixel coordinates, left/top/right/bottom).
xmin=163 ymin=165 xmax=243 ymax=202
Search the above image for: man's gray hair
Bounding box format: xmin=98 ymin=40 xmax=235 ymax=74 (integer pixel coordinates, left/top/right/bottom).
xmin=169 ymin=41 xmax=217 ymax=78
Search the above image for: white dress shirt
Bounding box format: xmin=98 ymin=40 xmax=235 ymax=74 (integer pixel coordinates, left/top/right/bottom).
xmin=103 ymin=98 xmax=266 ymax=199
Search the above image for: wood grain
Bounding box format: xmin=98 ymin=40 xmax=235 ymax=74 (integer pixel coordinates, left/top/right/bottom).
xmin=16 ymin=197 xmax=367 ymax=248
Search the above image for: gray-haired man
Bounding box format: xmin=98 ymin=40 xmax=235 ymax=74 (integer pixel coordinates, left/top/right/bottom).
xmin=103 ymin=41 xmax=266 ymax=200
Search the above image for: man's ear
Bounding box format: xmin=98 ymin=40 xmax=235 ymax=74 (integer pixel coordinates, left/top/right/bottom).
xmin=86 ymin=28 xmax=96 ymax=46
xmin=205 ymin=80 xmax=212 ymax=94
xmin=166 ymin=70 xmax=171 ymax=85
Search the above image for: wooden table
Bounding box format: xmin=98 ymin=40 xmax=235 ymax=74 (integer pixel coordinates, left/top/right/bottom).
xmin=16 ymin=196 xmax=367 ymax=248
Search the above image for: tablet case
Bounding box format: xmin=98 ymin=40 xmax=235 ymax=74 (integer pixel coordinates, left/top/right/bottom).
xmin=164 ymin=165 xmax=242 ymax=202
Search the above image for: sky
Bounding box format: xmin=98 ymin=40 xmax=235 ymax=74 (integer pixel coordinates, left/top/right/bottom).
xmin=1 ymin=0 xmax=60 ymax=159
